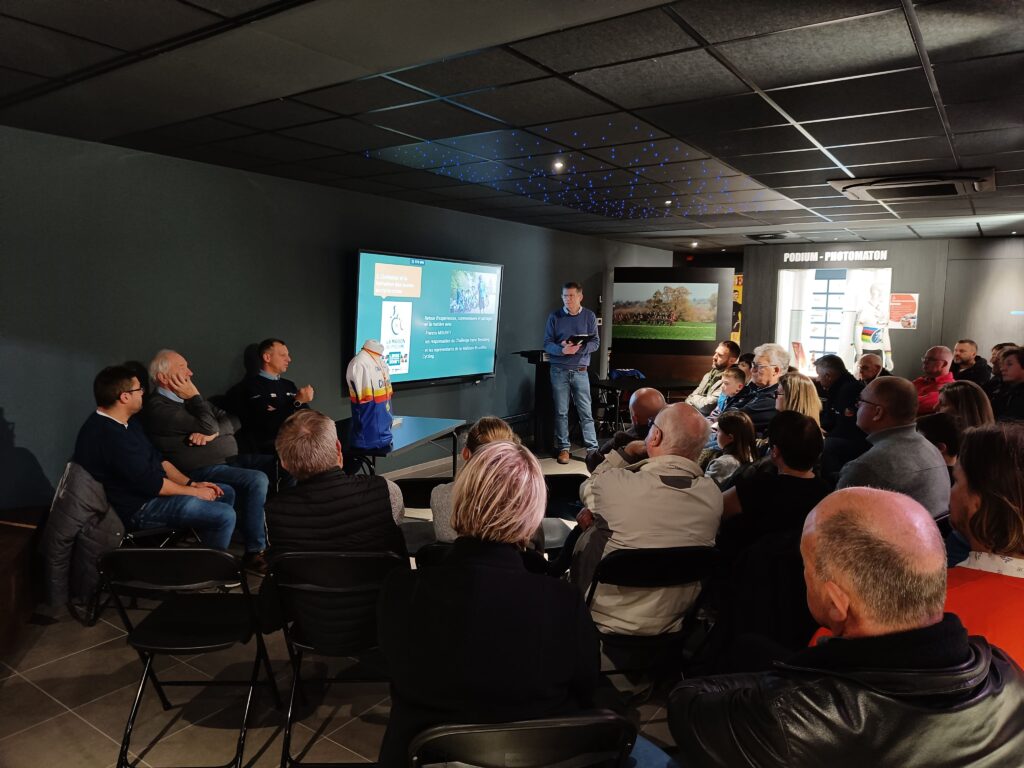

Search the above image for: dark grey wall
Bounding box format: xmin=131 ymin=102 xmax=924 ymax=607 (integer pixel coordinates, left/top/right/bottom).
xmin=742 ymin=238 xmax=1024 ymax=379
xmin=0 ymin=126 xmax=670 ymax=507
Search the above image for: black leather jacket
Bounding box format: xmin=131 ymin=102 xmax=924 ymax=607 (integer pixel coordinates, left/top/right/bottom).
xmin=669 ymin=617 xmax=1024 ymax=767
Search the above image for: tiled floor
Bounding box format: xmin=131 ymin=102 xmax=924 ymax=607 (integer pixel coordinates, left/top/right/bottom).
xmin=1 ymin=453 xmax=674 ymax=767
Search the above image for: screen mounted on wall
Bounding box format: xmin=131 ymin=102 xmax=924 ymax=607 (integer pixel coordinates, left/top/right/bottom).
xmin=353 ymin=250 xmax=503 ymax=387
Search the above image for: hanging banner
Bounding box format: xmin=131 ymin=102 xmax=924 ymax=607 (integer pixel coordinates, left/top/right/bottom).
xmin=890 ymin=293 xmax=919 ymax=330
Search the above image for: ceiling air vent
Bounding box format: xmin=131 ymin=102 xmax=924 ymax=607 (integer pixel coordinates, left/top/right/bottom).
xmin=747 ymin=232 xmax=793 ymax=241
xmin=829 ymin=169 xmax=995 ymax=201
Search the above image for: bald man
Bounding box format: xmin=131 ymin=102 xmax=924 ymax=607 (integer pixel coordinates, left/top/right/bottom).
xmin=836 ymin=377 xmax=950 ymax=518
xmin=667 ymin=488 xmax=1024 ymax=767
xmin=854 ymin=353 xmax=889 ymax=384
xmin=584 ymin=386 xmax=666 ymax=472
xmin=913 ymin=345 xmax=954 ymax=415
xmin=572 ymin=403 xmax=723 ymax=636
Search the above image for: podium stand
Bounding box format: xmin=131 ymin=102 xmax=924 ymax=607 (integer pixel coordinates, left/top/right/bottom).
xmin=516 ymin=350 xmax=552 ymax=452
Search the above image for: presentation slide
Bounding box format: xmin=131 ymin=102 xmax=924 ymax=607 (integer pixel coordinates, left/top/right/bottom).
xmin=354 ymin=251 xmax=503 ymax=385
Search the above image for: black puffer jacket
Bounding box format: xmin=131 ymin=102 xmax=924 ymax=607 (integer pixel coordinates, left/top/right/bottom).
xmin=42 ymin=462 xmax=124 ymax=611
xmin=668 ymin=615 xmax=1024 ymax=767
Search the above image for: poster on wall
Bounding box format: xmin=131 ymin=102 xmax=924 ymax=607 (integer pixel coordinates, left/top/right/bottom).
xmin=889 ymin=293 xmax=919 ymax=330
xmin=731 ymin=274 xmax=743 ymax=345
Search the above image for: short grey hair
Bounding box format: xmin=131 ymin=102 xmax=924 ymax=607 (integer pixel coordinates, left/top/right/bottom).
xmin=275 ymin=410 xmax=339 ymax=481
xmin=752 ymin=342 xmax=790 ymax=371
xmin=148 ymin=349 xmax=177 ymax=390
xmin=657 ymin=404 xmax=711 ymax=460
xmin=813 ymin=509 xmax=946 ymax=627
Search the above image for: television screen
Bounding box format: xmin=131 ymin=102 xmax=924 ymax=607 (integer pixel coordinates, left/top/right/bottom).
xmin=612 ymin=282 xmax=719 ymax=341
xmin=353 ymin=250 xmax=503 ymax=386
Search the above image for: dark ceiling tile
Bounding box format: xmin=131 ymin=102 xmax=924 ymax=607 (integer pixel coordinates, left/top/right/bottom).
xmin=807 ymin=108 xmax=945 ymax=145
xmin=488 ymin=176 xmax=566 ymax=194
xmin=281 ymin=118 xmax=408 ymax=151
xmin=640 ymin=158 xmax=742 ymax=183
xmin=511 ymin=8 xmax=696 ymax=72
xmin=717 ymin=10 xmax=917 ymax=89
xmin=816 ymin=211 xmax=899 ymax=221
xmin=828 ymin=136 xmax=954 ymax=165
xmin=946 ymin=96 xmax=1024 ymax=133
xmin=698 ymin=188 xmax=795 ymax=204
xmin=0 ymin=66 xmax=47 ymax=98
xmin=437 ymin=129 xmax=565 ymax=159
xmin=934 ymin=52 xmax=1024 ymax=103
xmin=505 ymin=151 xmax=610 ymax=176
xmin=588 ymin=137 xmax=709 ymax=166
xmin=429 ymin=160 xmax=531 ymax=185
xmin=571 ymin=49 xmax=748 ymax=109
xmin=808 ymin=200 xmax=891 ymax=210
xmin=724 ymin=149 xmax=838 ymax=175
xmin=770 ymin=69 xmax=935 ymax=121
xmin=386 ymin=189 xmax=447 ymax=204
xmin=184 ymin=0 xmax=279 ymax=16
xmin=887 ymin=200 xmax=975 ymax=213
xmin=772 ymin=185 xmax=837 ymax=199
xmin=475 ymin=194 xmax=550 ymax=209
xmin=0 ymin=15 xmax=119 ymax=77
xmin=393 ymin=49 xmax=546 ymax=96
xmin=262 ymin=162 xmax=342 ymax=184
xmin=527 ymin=112 xmax=666 ymax=150
xmin=959 ymin=149 xmax=1024 ymax=171
xmin=294 ymin=77 xmax=426 ymax=115
xmin=686 ymin=125 xmax=815 ymax=156
xmin=916 ymin=0 xmax=1024 ymax=63
xmin=571 ymin=168 xmax=649 ymax=188
xmin=218 ymin=99 xmax=337 ymax=130
xmin=360 ymin=100 xmax=504 ymax=140
xmin=360 ymin=169 xmax=464 ymax=189
xmin=304 ymin=154 xmax=408 ymax=177
xmin=638 ymin=92 xmax=785 ymax=136
xmin=211 ymin=132 xmax=334 ymax=162
xmin=371 ymin=141 xmax=486 ymax=170
xmin=844 ymin=158 xmax=958 ymax=175
xmin=112 ymin=117 xmax=253 ymax=150
xmin=754 ymin=168 xmax=849 ymax=186
xmin=671 ymin=0 xmax=898 ymax=44
xmin=169 ymin=143 xmax=267 ymax=169
xmin=669 ymin=175 xmax=766 ymax=193
xmin=0 ymin=0 xmax=221 ymax=50
xmin=954 ymin=127 xmax=1024 ymax=156
xmin=454 ymin=78 xmax=612 ymax=125
xmin=997 ymin=170 xmax=1024 ymax=186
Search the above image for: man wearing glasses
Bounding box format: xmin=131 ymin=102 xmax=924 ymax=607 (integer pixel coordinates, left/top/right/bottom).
xmin=836 ymin=376 xmax=949 ymax=519
xmin=729 ymin=342 xmax=789 ymax=435
xmin=73 ymin=366 xmax=239 ymax=550
xmin=913 ymin=346 xmax=954 ymax=415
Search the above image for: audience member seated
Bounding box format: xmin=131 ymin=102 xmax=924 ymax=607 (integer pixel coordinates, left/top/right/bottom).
xmin=983 ymin=342 xmax=1016 ymax=400
xmin=992 ymin=346 xmax=1024 ymax=422
xmin=736 ymin=352 xmax=754 ymax=382
xmin=143 ymin=349 xmax=270 ymax=570
xmin=913 ymin=345 xmax=954 ymax=415
xmin=937 ymin=379 xmax=994 ymax=429
xmin=727 ymin=343 xmax=789 ymax=435
xmin=814 ymin=354 xmax=861 ymax=435
xmin=915 ymin=413 xmax=959 ymax=484
xmin=705 ymin=411 xmax=756 ymax=486
xmin=837 ymin=377 xmax=950 ymax=518
xmin=73 ymin=366 xmax=240 ymax=550
xmin=854 ymin=352 xmax=889 ymax=384
xmin=570 ymin=403 xmax=722 ymax=636
xmin=703 ymin=366 xmax=746 ymax=444
xmin=432 ymin=416 xmax=521 ymax=542
xmin=585 ymin=387 xmax=666 ymax=472
xmin=719 ymin=411 xmax=828 ymax=556
xmin=952 ymin=338 xmax=992 ymax=386
xmin=265 ymin=410 xmax=405 ymax=556
xmin=774 ymin=371 xmax=822 ymax=427
xmin=377 ymin=441 xmax=600 ymax=768
xmin=667 ymin=487 xmax=1024 ymax=767
xmin=946 ymin=423 xmax=1024 ymax=661
xmin=240 ymin=338 xmax=315 ymax=453
xmin=685 ymin=340 xmax=740 ymax=416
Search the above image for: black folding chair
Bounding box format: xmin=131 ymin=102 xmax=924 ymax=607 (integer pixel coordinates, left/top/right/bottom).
xmin=99 ymin=548 xmax=281 ymax=768
xmin=545 ymin=474 xmax=589 ymax=520
xmin=414 ymin=541 xmax=454 ymax=569
xmin=585 ymin=546 xmax=720 ymax=676
xmin=268 ymin=551 xmax=410 ymax=768
xmin=394 ymin=477 xmax=453 ymax=508
xmin=409 ymin=710 xmax=636 ymax=768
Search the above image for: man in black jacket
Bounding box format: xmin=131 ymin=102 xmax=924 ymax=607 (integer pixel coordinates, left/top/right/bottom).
xmin=952 ymin=338 xmax=993 ymax=386
xmin=240 ymin=338 xmax=315 ymax=453
xmin=667 ymin=487 xmax=1024 ymax=767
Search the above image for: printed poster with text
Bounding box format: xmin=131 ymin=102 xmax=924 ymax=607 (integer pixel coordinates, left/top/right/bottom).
xmin=889 ymin=293 xmax=919 ymax=330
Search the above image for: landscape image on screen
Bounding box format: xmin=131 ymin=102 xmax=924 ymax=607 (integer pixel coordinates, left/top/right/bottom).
xmin=612 ymin=282 xmax=718 ymax=341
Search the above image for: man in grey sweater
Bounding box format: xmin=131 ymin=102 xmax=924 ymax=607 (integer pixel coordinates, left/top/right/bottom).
xmin=837 ymin=376 xmax=950 ymax=518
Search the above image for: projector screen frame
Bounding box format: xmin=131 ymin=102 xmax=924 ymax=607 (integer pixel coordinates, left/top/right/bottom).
xmin=348 ymin=249 xmax=505 ymax=391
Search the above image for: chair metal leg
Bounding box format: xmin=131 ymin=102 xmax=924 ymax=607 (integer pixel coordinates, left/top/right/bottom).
xmin=256 ymin=632 xmax=282 ymax=709
xmin=117 ymin=654 xmax=152 ymax=768
xmin=232 ymin=650 xmax=262 ymax=768
xmin=280 ymin=649 xmax=302 ymax=768
xmin=136 ymin=649 xmax=172 ymax=710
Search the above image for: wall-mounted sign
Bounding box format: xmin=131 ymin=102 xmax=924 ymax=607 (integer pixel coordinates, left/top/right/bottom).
xmin=890 ymin=293 xmax=919 ymax=329
xmin=783 ymin=250 xmax=888 ymax=263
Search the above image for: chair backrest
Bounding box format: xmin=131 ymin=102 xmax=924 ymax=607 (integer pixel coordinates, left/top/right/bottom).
xmin=414 ymin=541 xmax=454 ymax=569
xmin=394 ymin=477 xmax=454 ymax=509
xmin=545 ymin=474 xmax=588 ymax=520
xmin=100 ymin=547 xmax=243 ymax=592
xmin=587 ymin=546 xmax=720 ymax=606
xmin=269 ymin=551 xmax=408 ymax=656
xmin=409 ymin=711 xmax=636 ymax=768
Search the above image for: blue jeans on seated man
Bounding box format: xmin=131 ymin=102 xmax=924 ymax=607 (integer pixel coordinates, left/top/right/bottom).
xmin=129 ymin=484 xmax=237 ymax=551
xmin=550 ymin=365 xmax=598 ymax=451
xmin=629 ymin=735 xmax=680 ymax=768
xmin=188 ymin=463 xmax=269 ymax=553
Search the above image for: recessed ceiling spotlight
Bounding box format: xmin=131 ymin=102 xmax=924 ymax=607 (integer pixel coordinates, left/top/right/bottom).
xmin=553 ymin=160 xmax=564 ymax=170
xmin=691 ymin=241 xmax=699 ymax=248
xmin=1013 ymin=231 xmax=1018 ymax=235
xmin=721 ymin=248 xmax=726 ymax=252
xmin=664 ymin=200 xmax=672 ymax=206
xmin=834 ymin=237 xmax=839 ymax=241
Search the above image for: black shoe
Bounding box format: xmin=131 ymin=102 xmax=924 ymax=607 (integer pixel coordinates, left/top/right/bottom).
xmin=242 ymin=550 xmax=268 ymax=576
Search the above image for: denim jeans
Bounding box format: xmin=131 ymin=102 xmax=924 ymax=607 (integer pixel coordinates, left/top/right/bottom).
xmin=628 ymin=735 xmax=681 ymax=767
xmin=129 ymin=484 xmax=237 ymax=551
xmin=550 ymin=365 xmax=598 ymax=451
xmin=190 ymin=463 xmax=268 ymax=553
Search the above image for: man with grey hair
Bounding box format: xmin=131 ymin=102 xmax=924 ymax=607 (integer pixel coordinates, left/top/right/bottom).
xmin=728 ymin=342 xmax=789 ymax=435
xmin=837 ymin=376 xmax=950 ymax=518
xmin=264 ymin=410 xmax=405 ymax=558
xmin=142 ymin=349 xmax=269 ymax=571
xmin=666 ymin=488 xmax=1024 ymax=766
xmin=571 ymin=402 xmax=723 ymax=636
xmin=855 ymin=353 xmax=889 ymax=384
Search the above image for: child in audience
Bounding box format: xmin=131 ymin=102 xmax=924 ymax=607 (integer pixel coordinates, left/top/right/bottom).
xmin=706 ymin=411 xmax=757 ymax=485
xmin=737 ymin=353 xmax=755 ymax=382
xmin=704 ymin=366 xmax=749 ymax=450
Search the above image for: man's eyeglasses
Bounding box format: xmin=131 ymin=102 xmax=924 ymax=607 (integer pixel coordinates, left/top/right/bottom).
xmin=751 ymin=363 xmax=776 ymax=371
xmin=921 ymin=357 xmax=945 ymax=363
xmin=123 ymin=387 xmax=145 ymax=395
xmin=856 ymin=397 xmax=882 ymax=408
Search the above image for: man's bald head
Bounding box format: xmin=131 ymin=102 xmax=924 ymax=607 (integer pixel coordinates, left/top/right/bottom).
xmin=856 ymin=353 xmax=883 ymax=382
xmin=857 ymin=376 xmax=918 ymax=432
xmin=802 ymin=488 xmax=946 ymax=635
xmin=922 ymin=345 xmax=953 ymax=377
xmin=648 ymin=402 xmax=709 ymax=460
xmin=629 ymin=387 xmax=667 ymax=428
